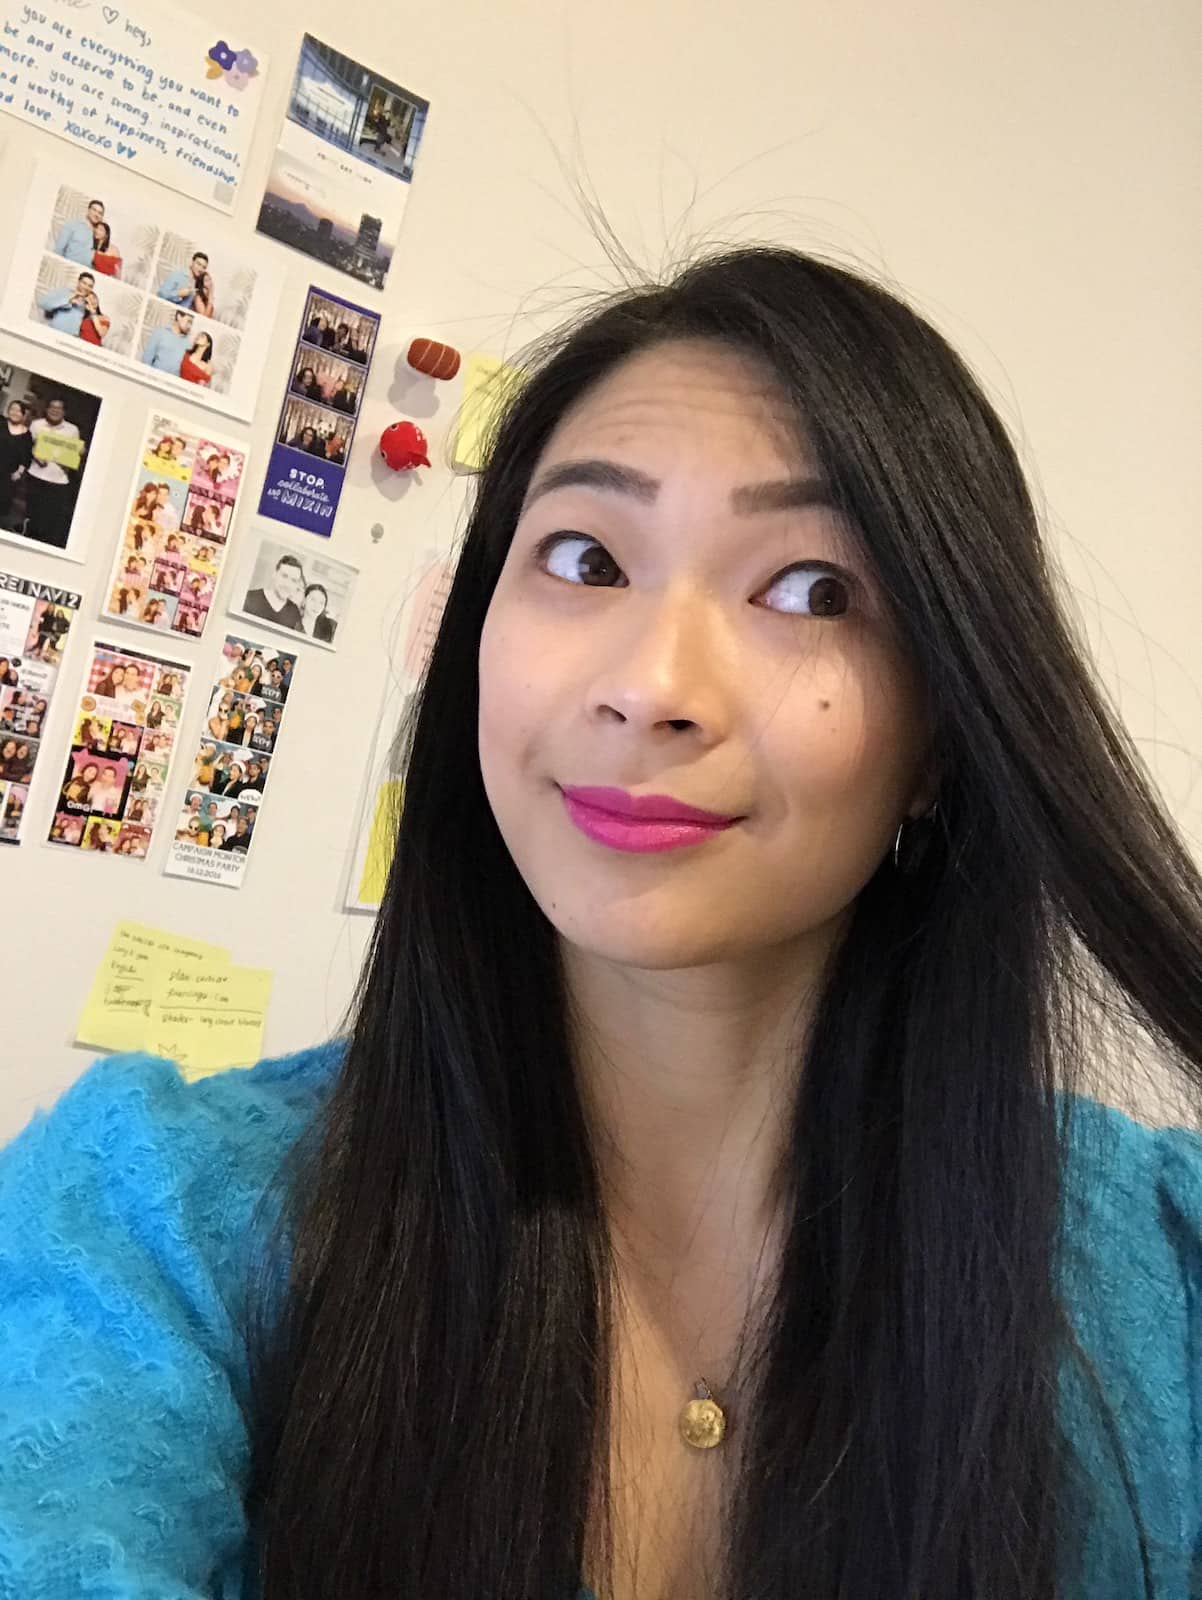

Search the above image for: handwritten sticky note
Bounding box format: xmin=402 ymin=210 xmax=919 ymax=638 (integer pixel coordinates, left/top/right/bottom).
xmin=76 ymin=922 xmax=225 ymax=1053
xmin=146 ymin=966 xmax=273 ymax=1082
xmin=356 ymin=779 xmax=403 ymax=908
xmin=450 ymin=354 xmax=525 ymax=472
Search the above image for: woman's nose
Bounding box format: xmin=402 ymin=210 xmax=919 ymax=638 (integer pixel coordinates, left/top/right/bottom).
xmin=586 ymin=586 xmax=734 ymax=741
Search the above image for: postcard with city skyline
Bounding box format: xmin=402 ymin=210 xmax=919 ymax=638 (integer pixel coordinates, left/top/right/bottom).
xmin=255 ymin=35 xmax=430 ymax=292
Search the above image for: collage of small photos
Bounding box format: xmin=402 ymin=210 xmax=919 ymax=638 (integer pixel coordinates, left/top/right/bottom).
xmin=103 ymin=415 xmax=247 ymax=642
xmin=48 ymin=641 xmax=189 ymax=858
xmin=165 ymin=634 xmax=295 ymax=887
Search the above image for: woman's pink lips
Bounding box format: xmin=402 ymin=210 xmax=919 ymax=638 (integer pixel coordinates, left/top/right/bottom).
xmin=558 ymin=785 xmax=740 ymax=854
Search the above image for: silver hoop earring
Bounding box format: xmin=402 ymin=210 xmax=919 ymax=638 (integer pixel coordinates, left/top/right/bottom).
xmin=893 ymin=800 xmax=940 ymax=874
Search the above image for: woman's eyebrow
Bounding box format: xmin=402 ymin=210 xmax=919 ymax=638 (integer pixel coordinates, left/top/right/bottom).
xmin=523 ymin=457 xmax=835 ymax=514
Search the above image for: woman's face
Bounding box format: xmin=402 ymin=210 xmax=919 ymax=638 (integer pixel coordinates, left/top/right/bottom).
xmin=81 ymin=762 xmax=99 ymax=782
xmin=108 ymin=664 xmax=125 ymax=686
xmin=84 ymin=292 xmax=100 ymax=312
xmin=303 ymin=588 xmax=326 ymax=621
xmin=1 ymin=740 xmax=14 ymax=759
xmin=478 ymin=339 xmax=935 ymax=973
xmin=7 ymin=402 xmax=24 ymax=425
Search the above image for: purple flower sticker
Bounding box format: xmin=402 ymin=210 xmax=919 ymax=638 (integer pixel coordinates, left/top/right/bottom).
xmin=207 ymin=39 xmax=235 ymax=70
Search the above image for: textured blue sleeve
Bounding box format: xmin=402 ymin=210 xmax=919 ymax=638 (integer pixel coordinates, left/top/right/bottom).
xmin=0 ymin=1045 xmax=337 ymax=1600
xmin=1058 ymin=1095 xmax=1202 ymax=1598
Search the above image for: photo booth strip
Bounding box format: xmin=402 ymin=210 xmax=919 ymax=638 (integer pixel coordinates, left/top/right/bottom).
xmin=0 ymin=569 xmax=82 ymax=844
xmin=256 ymin=284 xmax=380 ymax=537
xmin=100 ymin=409 xmax=249 ymax=643
xmin=47 ymin=637 xmax=190 ymax=859
xmin=162 ymin=632 xmax=296 ymax=889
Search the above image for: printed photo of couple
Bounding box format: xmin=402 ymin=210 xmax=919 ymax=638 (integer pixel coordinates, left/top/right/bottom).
xmin=45 ymin=190 xmax=157 ymax=289
xmin=102 ymin=413 xmax=248 ymax=642
xmin=5 ymin=167 xmax=284 ymax=424
xmin=48 ymin=641 xmax=189 ymax=859
xmin=0 ymin=357 xmax=102 ymax=559
xmin=232 ymin=532 xmax=357 ymax=650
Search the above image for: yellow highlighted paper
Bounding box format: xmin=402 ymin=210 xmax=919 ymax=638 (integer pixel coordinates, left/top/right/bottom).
xmin=356 ymin=779 xmax=404 ymax=907
xmin=76 ymin=922 xmax=271 ymax=1081
xmin=450 ymin=353 xmax=525 ymax=472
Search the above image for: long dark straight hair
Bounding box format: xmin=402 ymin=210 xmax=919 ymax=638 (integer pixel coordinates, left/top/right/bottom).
xmin=241 ymin=247 xmax=1202 ymax=1598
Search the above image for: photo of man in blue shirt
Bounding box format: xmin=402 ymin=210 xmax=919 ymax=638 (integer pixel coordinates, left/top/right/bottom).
xmin=140 ymin=311 xmax=194 ymax=374
xmin=54 ymin=199 xmax=104 ymax=266
xmin=158 ymin=252 xmax=209 ymax=310
xmin=37 ymin=273 xmax=96 ymax=336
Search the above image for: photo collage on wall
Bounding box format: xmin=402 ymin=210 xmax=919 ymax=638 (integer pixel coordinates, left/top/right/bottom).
xmin=0 ymin=570 xmax=81 ymax=844
xmin=48 ymin=641 xmax=190 ymax=859
xmin=102 ymin=413 xmax=247 ymax=641
xmin=1 ymin=165 xmax=284 ymax=422
xmin=164 ymin=633 xmax=295 ymax=887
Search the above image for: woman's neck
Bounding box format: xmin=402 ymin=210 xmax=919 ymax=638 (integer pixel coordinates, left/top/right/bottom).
xmin=564 ymin=926 xmax=840 ymax=1280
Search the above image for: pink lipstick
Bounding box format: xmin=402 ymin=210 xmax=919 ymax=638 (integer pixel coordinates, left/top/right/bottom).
xmin=559 ymin=785 xmax=740 ymax=854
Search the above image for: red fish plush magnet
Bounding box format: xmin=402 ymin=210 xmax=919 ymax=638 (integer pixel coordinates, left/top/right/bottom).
xmin=379 ymin=420 xmax=431 ymax=471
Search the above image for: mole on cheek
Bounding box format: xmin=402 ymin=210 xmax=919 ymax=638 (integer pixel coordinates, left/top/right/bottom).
xmin=818 ymin=699 xmax=831 ymax=711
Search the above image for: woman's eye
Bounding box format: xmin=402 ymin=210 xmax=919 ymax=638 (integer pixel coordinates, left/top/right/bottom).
xmin=537 ymin=533 xmax=627 ymax=587
xmin=759 ymin=564 xmax=853 ymax=618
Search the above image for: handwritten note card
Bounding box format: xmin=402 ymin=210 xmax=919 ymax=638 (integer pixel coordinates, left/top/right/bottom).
xmin=147 ymin=964 xmax=272 ymax=1079
xmin=76 ymin=920 xmax=271 ymax=1078
xmin=0 ymin=0 xmax=267 ymax=210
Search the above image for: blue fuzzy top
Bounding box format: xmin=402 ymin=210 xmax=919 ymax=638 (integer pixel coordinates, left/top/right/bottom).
xmin=1 ymin=1043 xmax=1201 ymax=1597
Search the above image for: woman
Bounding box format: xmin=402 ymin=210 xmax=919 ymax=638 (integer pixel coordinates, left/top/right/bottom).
xmin=61 ymin=759 xmax=97 ymax=805
xmin=77 ymin=290 xmax=110 ymax=346
xmin=91 ymin=220 xmax=122 ymax=278
xmin=288 ymin=424 xmax=318 ymax=454
xmin=141 ymin=597 xmax=167 ymax=627
xmin=4 ymin=247 xmax=1202 ymax=1599
xmin=180 ymin=332 xmax=214 ymax=387
xmin=131 ymin=484 xmax=159 ymax=523
xmin=220 ymin=761 xmax=246 ymax=798
xmin=291 ymin=366 xmax=323 ymax=401
xmin=300 ymin=582 xmax=335 ymax=642
xmin=144 ymin=698 xmax=164 ymax=731
xmin=91 ymin=661 xmax=125 ymax=699
xmin=193 ymin=271 xmax=216 ymax=319
xmin=0 ymin=400 xmax=32 ymax=518
xmin=129 ymin=762 xmax=150 ymax=794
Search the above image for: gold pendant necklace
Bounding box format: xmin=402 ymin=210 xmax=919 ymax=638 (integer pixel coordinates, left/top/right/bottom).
xmin=679 ymin=1378 xmax=727 ymax=1450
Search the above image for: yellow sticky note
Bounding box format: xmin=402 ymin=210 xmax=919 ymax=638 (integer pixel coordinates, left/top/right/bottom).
xmin=450 ymin=353 xmax=525 ymax=472
xmin=76 ymin=922 xmax=226 ymax=1054
xmin=356 ymin=779 xmax=403 ymax=908
xmin=146 ymin=965 xmax=273 ymax=1082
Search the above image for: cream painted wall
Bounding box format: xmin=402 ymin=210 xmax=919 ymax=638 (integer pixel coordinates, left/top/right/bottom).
xmin=1 ymin=0 xmax=1199 ymax=1140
